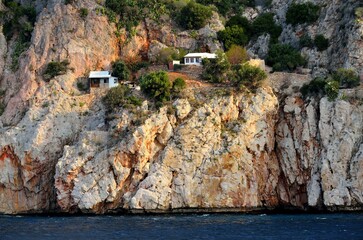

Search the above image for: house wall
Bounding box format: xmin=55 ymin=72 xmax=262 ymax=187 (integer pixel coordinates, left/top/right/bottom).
xmin=184 ymin=57 xmax=202 ymax=65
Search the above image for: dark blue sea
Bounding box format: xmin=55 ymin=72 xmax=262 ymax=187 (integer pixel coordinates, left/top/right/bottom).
xmin=1 ymin=213 xmax=363 ymax=239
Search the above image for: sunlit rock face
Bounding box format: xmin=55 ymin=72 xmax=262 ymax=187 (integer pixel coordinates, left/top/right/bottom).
xmin=0 ymin=0 xmax=362 ymax=214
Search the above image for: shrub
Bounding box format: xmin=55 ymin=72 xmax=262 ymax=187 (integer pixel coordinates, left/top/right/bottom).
xmin=155 ymin=47 xmax=182 ymax=64
xmin=43 ymin=60 xmax=70 ymax=81
xmin=299 ymin=34 xmax=314 ymax=48
xmin=286 ymin=3 xmax=320 ymax=26
xmin=314 ymin=34 xmax=329 ymax=51
xmin=202 ymin=50 xmax=231 ymax=83
xmin=172 ymin=78 xmax=186 ymax=93
xmin=232 ymin=63 xmax=267 ymax=92
xmin=0 ymin=102 xmax=5 ymax=116
xmin=79 ymin=8 xmax=88 ymax=19
xmin=226 ymin=45 xmax=249 ymax=65
xmin=332 ymin=68 xmax=360 ymax=88
xmin=252 ymin=13 xmax=282 ymax=41
xmin=197 ymin=0 xmax=254 ymax=16
xmin=77 ymin=81 xmax=88 ymax=92
xmin=266 ymin=44 xmax=306 ymax=71
xmin=325 ymin=80 xmax=340 ymax=101
xmin=112 ymin=61 xmax=130 ymax=81
xmin=103 ymin=85 xmax=142 ymax=110
xmin=139 ymin=71 xmax=172 ymax=103
xmin=300 ymin=77 xmax=327 ymax=98
xmin=218 ymin=25 xmax=249 ymax=50
xmin=178 ymin=1 xmax=213 ymax=30
xmin=226 ymin=16 xmax=251 ymax=33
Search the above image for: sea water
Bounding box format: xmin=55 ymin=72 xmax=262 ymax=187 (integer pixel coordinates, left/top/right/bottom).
xmin=1 ymin=213 xmax=363 ymax=239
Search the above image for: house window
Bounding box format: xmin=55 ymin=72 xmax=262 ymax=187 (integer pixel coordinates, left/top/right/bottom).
xmin=104 ymin=78 xmax=109 ymax=83
xmin=114 ymin=79 xmax=117 ymax=84
xmin=186 ymin=58 xmax=189 ymax=63
xmin=196 ymin=58 xmax=201 ymax=63
xmin=192 ymin=58 xmax=196 ymax=63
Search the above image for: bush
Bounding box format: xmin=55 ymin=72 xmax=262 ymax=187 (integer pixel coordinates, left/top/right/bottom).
xmin=155 ymin=47 xmax=186 ymax=64
xmin=79 ymin=8 xmax=88 ymax=19
xmin=112 ymin=61 xmax=130 ymax=81
xmin=232 ymin=63 xmax=267 ymax=92
xmin=77 ymin=81 xmax=88 ymax=92
xmin=299 ymin=34 xmax=314 ymax=48
xmin=139 ymin=71 xmax=172 ymax=103
xmin=300 ymin=77 xmax=327 ymax=98
xmin=103 ymin=85 xmax=142 ymax=110
xmin=0 ymin=102 xmax=5 ymax=116
xmin=325 ymin=80 xmax=340 ymax=101
xmin=332 ymin=68 xmax=360 ymax=88
xmin=226 ymin=45 xmax=249 ymax=65
xmin=202 ymin=50 xmax=231 ymax=83
xmin=172 ymin=78 xmax=186 ymax=93
xmin=218 ymin=25 xmax=249 ymax=50
xmin=266 ymin=44 xmax=306 ymax=71
xmin=286 ymin=3 xmax=320 ymax=26
xmin=43 ymin=60 xmax=70 ymax=81
xmin=178 ymin=1 xmax=213 ymax=29
xmin=197 ymin=0 xmax=254 ymax=16
xmin=226 ymin=16 xmax=251 ymax=33
xmin=314 ymin=34 xmax=329 ymax=51
xmin=252 ymin=13 xmax=282 ymax=41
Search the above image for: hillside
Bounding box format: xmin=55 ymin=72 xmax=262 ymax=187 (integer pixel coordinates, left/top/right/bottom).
xmin=0 ymin=0 xmax=362 ymax=214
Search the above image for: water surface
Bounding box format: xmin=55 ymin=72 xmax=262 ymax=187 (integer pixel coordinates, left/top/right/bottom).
xmin=1 ymin=213 xmax=363 ymax=239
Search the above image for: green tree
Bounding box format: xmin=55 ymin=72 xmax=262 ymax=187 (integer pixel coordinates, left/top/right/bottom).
xmin=299 ymin=34 xmax=314 ymax=48
xmin=112 ymin=61 xmax=130 ymax=81
xmin=286 ymin=3 xmax=320 ymax=26
xmin=43 ymin=60 xmax=70 ymax=81
xmin=139 ymin=71 xmax=172 ymax=103
xmin=218 ymin=25 xmax=248 ymax=50
xmin=332 ymin=68 xmax=360 ymax=88
xmin=202 ymin=50 xmax=231 ymax=83
xmin=314 ymin=34 xmax=329 ymax=51
xmin=103 ymin=85 xmax=142 ymax=110
xmin=178 ymin=1 xmax=213 ymax=30
xmin=252 ymin=13 xmax=282 ymax=41
xmin=266 ymin=44 xmax=306 ymax=71
xmin=225 ymin=45 xmax=249 ymax=65
xmin=172 ymin=77 xmax=186 ymax=93
xmin=232 ymin=63 xmax=267 ymax=92
xmin=226 ymin=15 xmax=251 ymax=34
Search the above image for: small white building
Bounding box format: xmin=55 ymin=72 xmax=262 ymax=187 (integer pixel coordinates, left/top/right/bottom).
xmin=184 ymin=53 xmax=216 ymax=66
xmin=89 ymin=71 xmax=118 ymax=88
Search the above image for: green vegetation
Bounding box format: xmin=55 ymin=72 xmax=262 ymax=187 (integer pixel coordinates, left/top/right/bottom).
xmin=225 ymin=45 xmax=249 ymax=65
xmin=332 ymin=68 xmax=360 ymax=88
xmin=43 ymin=60 xmax=70 ymax=81
xmin=155 ymin=47 xmax=187 ymax=64
xmin=299 ymin=34 xmax=314 ymax=48
xmin=232 ymin=63 xmax=267 ymax=92
xmin=139 ymin=71 xmax=172 ymax=103
xmin=286 ymin=3 xmax=320 ymax=26
xmin=0 ymin=102 xmax=5 ymax=116
xmin=112 ymin=61 xmax=130 ymax=81
xmin=314 ymin=34 xmax=329 ymax=51
xmin=300 ymin=68 xmax=360 ymax=101
xmin=251 ymin=13 xmax=282 ymax=41
xmin=178 ymin=1 xmax=213 ymax=30
xmin=226 ymin=16 xmax=251 ymax=34
xmin=202 ymin=51 xmax=231 ymax=83
xmin=77 ymin=81 xmax=88 ymax=92
xmin=300 ymin=77 xmax=327 ymax=98
xmin=79 ymin=8 xmax=89 ymax=19
xmin=324 ymin=80 xmax=340 ymax=101
xmin=172 ymin=78 xmax=186 ymax=93
xmin=218 ymin=25 xmax=248 ymax=50
xmin=103 ymin=85 xmax=142 ymax=110
xmin=266 ymin=44 xmax=306 ymax=71
xmin=1 ymin=1 xmax=36 ymax=71
xmin=196 ymin=0 xmax=255 ymax=16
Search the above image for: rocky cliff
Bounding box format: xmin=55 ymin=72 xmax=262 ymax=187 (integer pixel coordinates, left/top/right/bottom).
xmin=0 ymin=0 xmax=362 ymax=214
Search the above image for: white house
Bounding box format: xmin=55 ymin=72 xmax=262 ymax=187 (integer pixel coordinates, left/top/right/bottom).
xmin=89 ymin=71 xmax=118 ymax=88
xmin=184 ymin=53 xmax=216 ymax=66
